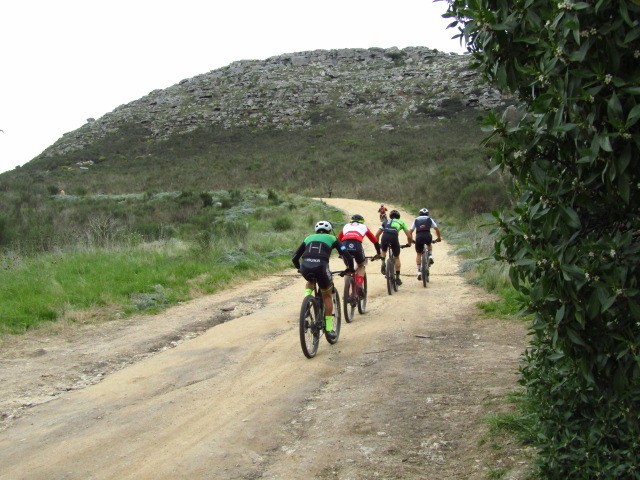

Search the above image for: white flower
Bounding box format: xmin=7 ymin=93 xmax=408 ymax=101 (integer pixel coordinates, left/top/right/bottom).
xmin=585 ymin=272 xmax=591 ymax=281
xmin=622 ymin=133 xmax=632 ymax=140
xmin=605 ymin=74 xmax=613 ymax=84
xmin=589 ymin=251 xmax=595 ymax=258
xmin=610 ymin=249 xmax=616 ymax=257
xmin=513 ymin=150 xmax=525 ymax=159
xmin=635 ymin=50 xmax=640 ymax=59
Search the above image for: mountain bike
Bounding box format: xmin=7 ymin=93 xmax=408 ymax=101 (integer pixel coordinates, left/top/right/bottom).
xmin=299 ymin=271 xmax=345 ymax=359
xmin=384 ymin=244 xmax=410 ymax=295
xmin=419 ymin=238 xmax=441 ymax=287
xmin=343 ymin=256 xmax=378 ymax=323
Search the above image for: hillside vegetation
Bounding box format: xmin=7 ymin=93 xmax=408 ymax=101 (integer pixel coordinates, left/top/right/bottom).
xmin=0 ymin=47 xmax=513 ymax=333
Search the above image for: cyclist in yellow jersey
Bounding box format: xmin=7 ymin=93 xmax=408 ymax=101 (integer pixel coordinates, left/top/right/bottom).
xmin=375 ymin=210 xmax=413 ymax=286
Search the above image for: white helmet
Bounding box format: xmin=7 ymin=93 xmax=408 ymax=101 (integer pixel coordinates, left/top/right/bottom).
xmin=314 ymin=220 xmax=332 ymax=233
xmin=419 ymin=208 xmax=429 ymax=216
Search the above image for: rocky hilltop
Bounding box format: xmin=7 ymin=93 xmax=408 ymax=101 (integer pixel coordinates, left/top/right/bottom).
xmin=41 ymin=47 xmax=505 ymax=159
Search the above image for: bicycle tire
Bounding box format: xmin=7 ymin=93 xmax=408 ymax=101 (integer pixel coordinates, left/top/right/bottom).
xmin=343 ymin=275 xmax=356 ymax=323
xmin=299 ymin=295 xmax=320 ymax=358
xmin=326 ymin=289 xmax=341 ymax=344
xmin=391 ymin=251 xmax=399 ymax=292
xmin=421 ymin=251 xmax=428 ymax=288
xmin=386 ymin=251 xmax=396 ymax=295
xmin=357 ymin=272 xmax=367 ymax=314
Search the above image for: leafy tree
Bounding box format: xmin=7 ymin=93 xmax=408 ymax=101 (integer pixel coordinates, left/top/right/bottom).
xmin=445 ymin=0 xmax=640 ymax=477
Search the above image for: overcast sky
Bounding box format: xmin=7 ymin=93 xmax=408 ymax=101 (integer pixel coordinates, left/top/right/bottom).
xmin=0 ymin=0 xmax=466 ymax=174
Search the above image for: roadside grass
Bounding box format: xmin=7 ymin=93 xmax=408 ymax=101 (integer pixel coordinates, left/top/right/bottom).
xmin=482 ymin=391 xmax=539 ymax=479
xmin=440 ymin=212 xmax=537 ymax=478
xmin=0 ymin=192 xmax=345 ymax=335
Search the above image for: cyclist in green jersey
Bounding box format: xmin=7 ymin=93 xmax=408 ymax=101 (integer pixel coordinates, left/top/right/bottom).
xmin=292 ymin=220 xmax=355 ymax=339
xmin=375 ymin=210 xmax=413 ymax=286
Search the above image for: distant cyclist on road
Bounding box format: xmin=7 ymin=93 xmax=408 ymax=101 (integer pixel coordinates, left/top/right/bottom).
xmin=378 ymin=204 xmax=389 ymax=222
xmin=410 ymin=208 xmax=442 ymax=281
xmin=337 ymin=214 xmax=382 ymax=296
xmin=292 ymin=221 xmax=355 ymax=340
xmin=375 ymin=210 xmax=413 ymax=286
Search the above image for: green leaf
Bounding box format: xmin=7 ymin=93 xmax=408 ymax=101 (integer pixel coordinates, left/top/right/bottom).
xmin=599 ymin=134 xmax=613 ymax=152
xmin=607 ymin=93 xmax=623 ymax=121
xmin=568 ymin=40 xmax=591 ymax=62
xmin=624 ymin=27 xmax=640 ymax=44
xmin=618 ymin=175 xmax=630 ymax=204
xmin=566 ymin=327 xmax=587 ymax=346
xmin=555 ymin=304 xmax=566 ymax=324
xmin=627 ymin=104 xmax=640 ymax=128
xmin=552 ymin=123 xmax=578 ymax=133
xmin=560 ymin=205 xmax=581 ymax=228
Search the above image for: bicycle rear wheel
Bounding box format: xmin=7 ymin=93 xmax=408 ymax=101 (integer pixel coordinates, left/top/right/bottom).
xmin=391 ymin=252 xmax=399 ymax=292
xmin=343 ymin=275 xmax=356 ymax=323
xmin=326 ymin=289 xmax=341 ymax=344
xmin=386 ymin=251 xmax=397 ymax=295
xmin=357 ymin=272 xmax=367 ymax=314
xmin=299 ymin=295 xmax=320 ymax=358
xmin=421 ymin=251 xmax=428 ymax=287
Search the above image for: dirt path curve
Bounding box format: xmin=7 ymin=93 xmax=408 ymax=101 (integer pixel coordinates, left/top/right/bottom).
xmin=0 ymin=198 xmax=528 ymax=480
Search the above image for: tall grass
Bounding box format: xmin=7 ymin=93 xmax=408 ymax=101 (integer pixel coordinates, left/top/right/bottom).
xmin=0 ymin=191 xmax=345 ymax=334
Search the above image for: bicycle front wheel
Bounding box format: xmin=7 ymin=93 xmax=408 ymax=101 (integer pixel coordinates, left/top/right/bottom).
xmin=357 ymin=272 xmax=367 ymax=314
xmin=299 ymin=295 xmax=320 ymax=358
xmin=343 ymin=275 xmax=356 ymax=323
xmin=326 ymin=289 xmax=341 ymax=344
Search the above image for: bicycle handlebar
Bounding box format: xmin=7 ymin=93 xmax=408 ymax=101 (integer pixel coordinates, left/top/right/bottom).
xmin=331 ymin=270 xmax=354 ymax=277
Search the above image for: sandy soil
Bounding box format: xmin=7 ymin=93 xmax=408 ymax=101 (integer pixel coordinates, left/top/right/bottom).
xmin=0 ymin=198 xmax=530 ymax=480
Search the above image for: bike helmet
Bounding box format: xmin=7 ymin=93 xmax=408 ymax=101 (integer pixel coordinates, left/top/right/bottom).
xmin=389 ymin=210 xmax=400 ymax=219
xmin=314 ymin=220 xmax=333 ymax=233
xmin=351 ymin=214 xmax=365 ymax=224
xmin=419 ymin=208 xmax=429 ymax=216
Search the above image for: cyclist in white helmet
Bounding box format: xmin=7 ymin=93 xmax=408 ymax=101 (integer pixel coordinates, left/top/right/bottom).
xmin=292 ymin=220 xmax=355 ymax=339
xmin=410 ymin=208 xmax=442 ymax=280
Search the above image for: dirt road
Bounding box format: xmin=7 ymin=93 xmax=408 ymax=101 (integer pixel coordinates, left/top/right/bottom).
xmin=0 ymin=198 xmax=529 ymax=479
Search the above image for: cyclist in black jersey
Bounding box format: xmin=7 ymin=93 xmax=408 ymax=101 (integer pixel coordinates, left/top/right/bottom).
xmin=410 ymin=208 xmax=442 ymax=280
xmin=292 ymin=220 xmax=354 ymax=339
xmin=375 ymin=209 xmax=413 ymax=286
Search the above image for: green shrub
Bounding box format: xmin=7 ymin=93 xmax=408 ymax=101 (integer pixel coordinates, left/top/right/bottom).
xmin=447 ymin=0 xmax=640 ymax=476
xmin=272 ymin=216 xmax=293 ymax=232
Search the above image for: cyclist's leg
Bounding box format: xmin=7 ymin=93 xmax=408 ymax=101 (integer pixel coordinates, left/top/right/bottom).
xmin=391 ymin=237 xmax=402 ymax=284
xmin=299 ymin=261 xmax=319 ymax=296
xmin=415 ymin=237 xmax=425 ymax=279
xmin=380 ymin=236 xmax=390 ymax=274
xmin=425 ymin=232 xmax=434 ymax=263
xmin=316 ymin=262 xmax=335 ymax=332
xmin=350 ymin=242 xmax=367 ymax=293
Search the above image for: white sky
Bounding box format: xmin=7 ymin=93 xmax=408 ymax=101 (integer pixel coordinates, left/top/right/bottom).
xmin=0 ymin=0 xmax=465 ymax=174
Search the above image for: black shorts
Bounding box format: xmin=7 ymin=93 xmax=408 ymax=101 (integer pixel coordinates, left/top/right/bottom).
xmin=381 ymin=232 xmax=401 ymax=257
xmin=342 ymin=240 xmax=366 ymax=266
xmin=299 ymin=258 xmax=332 ymax=291
xmin=414 ymin=232 xmax=433 ymax=254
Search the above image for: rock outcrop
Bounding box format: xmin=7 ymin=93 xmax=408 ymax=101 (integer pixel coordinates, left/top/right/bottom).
xmin=41 ymin=47 xmax=506 ymax=158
